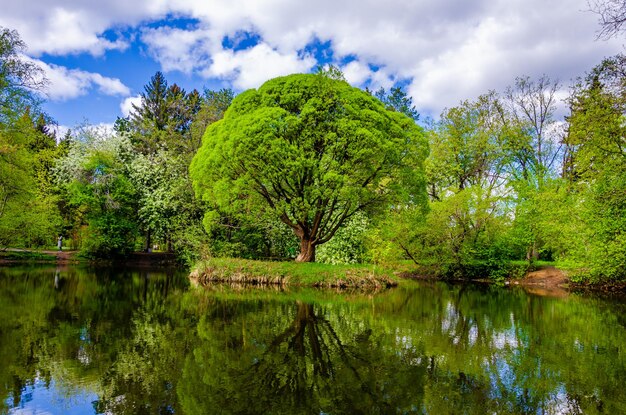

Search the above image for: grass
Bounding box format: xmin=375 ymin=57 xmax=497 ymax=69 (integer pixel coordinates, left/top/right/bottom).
xmin=509 ymin=260 xmax=555 ymax=269
xmin=190 ymin=257 xmax=401 ymax=289
xmin=0 ymin=250 xmax=58 ymax=261
xmin=189 ymin=257 xmax=562 ymax=290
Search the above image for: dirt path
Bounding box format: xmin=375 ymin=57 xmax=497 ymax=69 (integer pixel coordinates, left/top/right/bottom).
xmin=44 ymin=250 xmax=79 ymax=263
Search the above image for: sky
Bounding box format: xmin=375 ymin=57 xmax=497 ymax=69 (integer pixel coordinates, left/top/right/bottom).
xmin=0 ymin=0 xmax=622 ymax=131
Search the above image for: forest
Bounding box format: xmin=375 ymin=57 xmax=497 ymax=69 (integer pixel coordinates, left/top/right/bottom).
xmin=1 ymin=25 xmax=625 ymax=283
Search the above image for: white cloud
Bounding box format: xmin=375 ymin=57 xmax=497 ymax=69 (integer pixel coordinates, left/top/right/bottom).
xmin=3 ymin=0 xmax=624 ymax=115
xmin=23 ymin=57 xmax=131 ymax=101
xmin=120 ymin=95 xmax=142 ymax=117
xmin=48 ymin=122 xmax=115 ymax=141
xmin=342 ymin=60 xmax=372 ymax=86
xmin=340 ymin=60 xmax=396 ymax=92
xmin=203 ymin=42 xmax=316 ymax=89
xmin=141 ymin=26 xmax=212 ymax=73
xmin=140 ymin=24 xmax=316 ymax=89
xmin=0 ymin=3 xmax=141 ymax=56
xmin=89 ymin=73 xmax=132 ymax=96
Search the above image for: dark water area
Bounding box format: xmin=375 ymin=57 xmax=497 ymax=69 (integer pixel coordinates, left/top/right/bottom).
xmin=1 ymin=265 xmax=625 ymax=414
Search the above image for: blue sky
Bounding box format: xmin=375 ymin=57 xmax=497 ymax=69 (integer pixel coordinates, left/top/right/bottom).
xmin=1 ymin=0 xmax=622 ymax=131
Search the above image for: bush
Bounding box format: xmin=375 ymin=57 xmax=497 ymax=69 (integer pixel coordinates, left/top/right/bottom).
xmin=317 ymin=212 xmax=369 ymax=265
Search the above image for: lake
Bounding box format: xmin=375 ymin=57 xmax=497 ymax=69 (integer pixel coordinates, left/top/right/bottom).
xmin=1 ymin=264 xmax=625 ymax=414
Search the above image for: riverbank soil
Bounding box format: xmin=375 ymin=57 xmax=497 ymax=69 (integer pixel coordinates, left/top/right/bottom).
xmin=49 ymin=250 xmax=78 ymax=263
xmin=514 ymin=265 xmax=569 ymax=297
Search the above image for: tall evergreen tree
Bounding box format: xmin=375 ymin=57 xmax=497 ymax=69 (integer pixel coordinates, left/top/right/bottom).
xmin=131 ymin=71 xmax=169 ymax=133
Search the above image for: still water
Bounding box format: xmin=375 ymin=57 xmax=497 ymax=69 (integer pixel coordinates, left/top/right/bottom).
xmin=1 ymin=265 xmax=625 ymax=414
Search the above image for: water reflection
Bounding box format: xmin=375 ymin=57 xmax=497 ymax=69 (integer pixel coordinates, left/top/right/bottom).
xmin=179 ymin=300 xmax=427 ymax=414
xmin=0 ymin=266 xmax=625 ymax=414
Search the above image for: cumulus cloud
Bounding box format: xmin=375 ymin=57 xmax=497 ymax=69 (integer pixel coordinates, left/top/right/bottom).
xmin=23 ymin=56 xmax=130 ymax=100
xmin=141 ymin=26 xmax=212 ymax=73
xmin=140 ymin=24 xmax=316 ymax=89
xmin=3 ymin=0 xmax=624 ymax=114
xmin=0 ymin=2 xmax=145 ymax=56
xmin=204 ymin=43 xmax=316 ymax=89
xmin=342 ymin=60 xmax=372 ymax=86
xmin=120 ymin=95 xmax=142 ymax=117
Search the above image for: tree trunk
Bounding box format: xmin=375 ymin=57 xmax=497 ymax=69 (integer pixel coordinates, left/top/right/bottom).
xmin=295 ymin=237 xmax=316 ymax=262
xmin=145 ymin=229 xmax=152 ymax=253
xmin=526 ymin=241 xmax=539 ymax=261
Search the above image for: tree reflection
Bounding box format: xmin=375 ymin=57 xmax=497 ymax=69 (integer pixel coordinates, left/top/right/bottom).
xmin=1 ymin=268 xmax=626 ymax=414
xmin=0 ymin=265 xmax=190 ymax=414
xmin=249 ymin=301 xmax=375 ymax=411
xmin=179 ymin=300 xmax=427 ymax=414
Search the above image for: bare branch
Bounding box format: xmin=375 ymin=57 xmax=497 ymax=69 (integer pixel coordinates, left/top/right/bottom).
xmin=589 ymin=0 xmax=626 ymax=40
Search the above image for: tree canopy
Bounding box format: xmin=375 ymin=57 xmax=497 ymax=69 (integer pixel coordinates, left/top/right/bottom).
xmin=0 ymin=26 xmax=61 ymax=248
xmin=191 ymin=71 xmax=428 ymax=262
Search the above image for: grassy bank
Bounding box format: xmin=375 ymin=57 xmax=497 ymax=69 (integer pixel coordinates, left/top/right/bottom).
xmin=190 ymin=258 xmax=400 ymax=289
xmin=0 ymin=250 xmax=61 ymax=262
xmin=0 ymin=249 xmax=175 ymax=266
xmin=189 ymin=258 xmax=567 ymax=290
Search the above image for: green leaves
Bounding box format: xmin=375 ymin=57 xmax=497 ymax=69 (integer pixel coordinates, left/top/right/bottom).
xmin=53 ymin=130 xmax=139 ymax=256
xmin=191 ymin=72 xmax=428 ymax=261
xmin=561 ymin=54 xmax=626 ymax=280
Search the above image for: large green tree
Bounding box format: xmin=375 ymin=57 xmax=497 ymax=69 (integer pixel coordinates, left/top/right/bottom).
xmin=390 ymin=92 xmax=517 ymax=277
xmin=564 ymin=54 xmax=626 ymax=280
xmin=0 ymin=26 xmax=62 ymax=248
xmin=191 ymin=71 xmax=428 ymax=262
xmin=123 ymin=72 xmax=208 ymax=254
xmin=54 ymin=127 xmax=139 ymax=257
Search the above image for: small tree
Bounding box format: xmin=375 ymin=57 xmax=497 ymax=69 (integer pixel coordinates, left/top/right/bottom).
xmin=191 ymin=71 xmax=428 ymax=262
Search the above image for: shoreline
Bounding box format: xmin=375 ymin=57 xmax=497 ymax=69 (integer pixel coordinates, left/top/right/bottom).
xmin=0 ymin=249 xmax=177 ymax=267
xmin=189 ymin=258 xmax=399 ymax=289
xmin=2 ymin=251 xmax=625 ymax=293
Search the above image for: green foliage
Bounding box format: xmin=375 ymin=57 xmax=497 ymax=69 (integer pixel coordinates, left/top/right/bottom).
xmin=387 ymin=93 xmax=518 ymax=279
xmin=129 ymin=71 xmax=203 ymax=154
xmin=200 ymin=209 xmax=298 ymax=260
xmin=365 ymin=208 xmax=420 ymax=266
xmin=190 ymin=88 xmax=234 ymax=152
xmin=563 ymin=54 xmax=626 ymax=281
xmin=191 ymin=72 xmax=428 ymax=262
xmin=121 ymin=72 xmax=223 ymax=260
xmin=0 ymin=26 xmax=47 ymax=122
xmin=3 ymin=24 xmax=624 ymax=284
xmin=317 ymin=211 xmax=370 ymax=264
xmin=54 ymin=128 xmax=139 ymax=257
xmin=424 ymin=187 xmax=513 ymax=279
xmin=0 ymin=28 xmax=61 ymax=249
xmin=374 ymin=86 xmax=420 ymax=121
